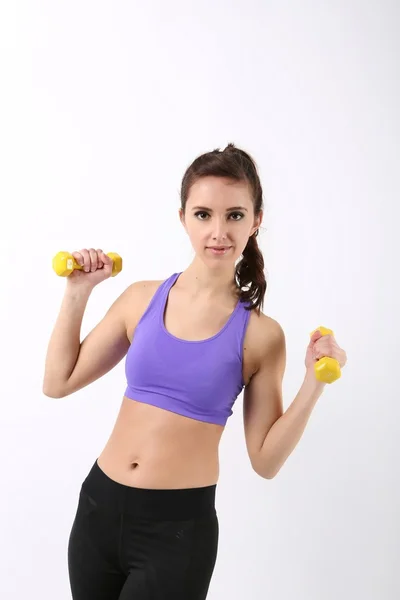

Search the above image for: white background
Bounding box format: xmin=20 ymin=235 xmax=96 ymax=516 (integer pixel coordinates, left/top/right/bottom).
xmin=0 ymin=1 xmax=398 ymax=598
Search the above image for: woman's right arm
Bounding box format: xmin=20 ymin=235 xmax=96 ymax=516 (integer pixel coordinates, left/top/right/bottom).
xmin=43 ymin=282 xmax=135 ymax=398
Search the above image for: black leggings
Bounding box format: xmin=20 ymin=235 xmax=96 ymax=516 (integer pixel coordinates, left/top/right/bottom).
xmin=67 ymin=460 xmax=219 ymax=599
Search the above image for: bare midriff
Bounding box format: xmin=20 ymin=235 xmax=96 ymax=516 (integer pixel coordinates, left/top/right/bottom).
xmin=97 ymin=276 xmax=262 ymax=490
xmin=96 ymin=396 xmax=225 ymax=489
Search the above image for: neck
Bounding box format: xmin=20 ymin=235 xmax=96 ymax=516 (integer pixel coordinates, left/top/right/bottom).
xmin=178 ymin=257 xmax=238 ymax=299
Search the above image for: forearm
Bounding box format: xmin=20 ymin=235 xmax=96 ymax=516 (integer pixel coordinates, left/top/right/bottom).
xmin=255 ymin=372 xmax=326 ymax=478
xmin=43 ymin=283 xmax=93 ymax=395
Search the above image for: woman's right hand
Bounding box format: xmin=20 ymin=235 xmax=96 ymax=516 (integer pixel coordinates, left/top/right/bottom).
xmin=67 ymin=248 xmax=115 ymax=288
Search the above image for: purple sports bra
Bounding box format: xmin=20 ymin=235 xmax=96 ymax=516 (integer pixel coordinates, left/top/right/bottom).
xmin=124 ymin=272 xmax=251 ymax=426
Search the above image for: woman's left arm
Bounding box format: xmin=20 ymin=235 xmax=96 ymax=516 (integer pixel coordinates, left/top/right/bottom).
xmin=243 ymin=322 xmax=347 ymax=479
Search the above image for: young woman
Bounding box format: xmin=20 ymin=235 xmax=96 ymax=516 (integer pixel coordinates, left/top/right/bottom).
xmin=43 ymin=143 xmax=347 ymax=600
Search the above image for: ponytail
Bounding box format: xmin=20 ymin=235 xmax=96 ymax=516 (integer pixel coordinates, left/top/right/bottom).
xmin=235 ymin=229 xmax=266 ymax=313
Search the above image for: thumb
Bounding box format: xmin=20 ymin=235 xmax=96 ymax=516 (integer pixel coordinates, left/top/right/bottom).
xmin=102 ymin=253 xmax=113 ymax=265
xmin=308 ymin=329 xmax=323 ymax=346
xmin=101 ymin=253 xmax=114 ymax=272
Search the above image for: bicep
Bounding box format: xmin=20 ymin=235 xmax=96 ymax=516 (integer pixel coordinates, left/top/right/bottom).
xmin=243 ymin=320 xmax=286 ymax=469
xmin=62 ymin=286 xmax=134 ymax=396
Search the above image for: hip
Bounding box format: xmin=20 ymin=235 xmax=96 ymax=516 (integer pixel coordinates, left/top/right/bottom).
xmin=81 ymin=459 xmax=218 ymax=519
xmin=68 ymin=460 xmax=219 ymax=597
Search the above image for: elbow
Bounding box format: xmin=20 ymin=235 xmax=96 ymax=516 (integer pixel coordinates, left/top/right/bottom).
xmin=42 ymin=381 xmax=67 ymax=398
xmin=42 ymin=388 xmax=63 ymax=399
xmin=252 ymin=461 xmax=279 ymax=480
xmin=256 ymin=469 xmax=278 ymax=480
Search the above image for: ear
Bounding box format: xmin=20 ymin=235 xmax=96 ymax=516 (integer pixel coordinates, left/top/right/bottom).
xmin=250 ymin=210 xmax=263 ymax=236
xmin=179 ymin=208 xmax=186 ymax=230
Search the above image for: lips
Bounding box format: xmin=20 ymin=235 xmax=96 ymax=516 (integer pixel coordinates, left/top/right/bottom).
xmin=207 ymin=246 xmax=232 ymax=255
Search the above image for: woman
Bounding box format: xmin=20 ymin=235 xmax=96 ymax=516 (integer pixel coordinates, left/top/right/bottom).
xmin=43 ymin=143 xmax=347 ymax=599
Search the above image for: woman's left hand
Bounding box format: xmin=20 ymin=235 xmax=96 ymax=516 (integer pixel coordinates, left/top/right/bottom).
xmin=305 ymin=329 xmax=347 ymax=373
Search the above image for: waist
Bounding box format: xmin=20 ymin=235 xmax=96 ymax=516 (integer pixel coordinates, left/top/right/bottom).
xmin=81 ymin=459 xmax=217 ymax=520
xmin=98 ymin=396 xmax=224 ymax=488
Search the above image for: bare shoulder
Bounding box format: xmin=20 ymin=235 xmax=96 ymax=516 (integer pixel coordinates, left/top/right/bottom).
xmin=124 ymin=278 xmax=165 ymax=341
xmin=127 ymin=278 xmax=165 ymax=300
xmin=246 ymin=309 xmax=286 ymax=371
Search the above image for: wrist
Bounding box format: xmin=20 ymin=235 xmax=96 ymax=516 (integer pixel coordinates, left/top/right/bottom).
xmin=303 ymin=368 xmax=327 ymax=394
xmin=65 ymin=281 xmax=94 ymax=299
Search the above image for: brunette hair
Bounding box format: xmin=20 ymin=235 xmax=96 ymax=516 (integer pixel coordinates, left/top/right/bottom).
xmin=180 ymin=143 xmax=266 ymax=312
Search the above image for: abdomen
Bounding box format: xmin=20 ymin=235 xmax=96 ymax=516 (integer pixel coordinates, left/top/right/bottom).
xmin=97 ymin=396 xmax=224 ymax=489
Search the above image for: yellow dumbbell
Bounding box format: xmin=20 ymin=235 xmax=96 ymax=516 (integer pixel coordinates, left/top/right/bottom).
xmin=52 ymin=251 xmax=123 ymax=277
xmin=310 ymin=326 xmax=341 ymax=384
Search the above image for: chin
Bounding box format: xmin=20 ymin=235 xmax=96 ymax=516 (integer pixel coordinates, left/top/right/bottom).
xmin=203 ymin=255 xmax=236 ymax=269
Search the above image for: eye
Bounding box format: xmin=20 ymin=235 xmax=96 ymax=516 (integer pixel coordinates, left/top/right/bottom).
xmin=194 ymin=211 xmax=245 ymax=221
xmin=229 ymin=212 xmax=244 ymax=221
xmin=194 ymin=211 xmax=210 ymax=220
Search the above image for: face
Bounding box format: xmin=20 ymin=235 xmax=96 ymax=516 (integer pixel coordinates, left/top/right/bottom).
xmin=179 ymin=176 xmax=262 ymax=267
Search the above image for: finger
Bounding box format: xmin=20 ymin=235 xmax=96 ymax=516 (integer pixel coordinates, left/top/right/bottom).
xmin=71 ymin=251 xmax=84 ymax=267
xmin=96 ymin=248 xmax=104 ymax=269
xmin=88 ymin=248 xmax=98 ymax=272
xmin=79 ymin=248 xmax=91 ymax=272
xmin=313 ymin=340 xmax=329 ymax=359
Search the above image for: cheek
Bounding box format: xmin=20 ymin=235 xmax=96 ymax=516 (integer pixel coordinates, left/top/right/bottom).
xmin=185 ymin=224 xmax=205 ymax=246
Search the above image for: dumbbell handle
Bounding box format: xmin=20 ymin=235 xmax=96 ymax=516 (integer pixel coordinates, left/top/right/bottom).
xmin=310 ymin=326 xmax=341 ymax=384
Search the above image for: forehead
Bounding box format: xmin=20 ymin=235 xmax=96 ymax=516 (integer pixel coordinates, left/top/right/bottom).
xmin=187 ymin=176 xmax=253 ymax=208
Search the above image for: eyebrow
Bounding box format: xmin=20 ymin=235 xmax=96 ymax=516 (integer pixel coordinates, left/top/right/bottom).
xmin=191 ymin=206 xmax=248 ymax=212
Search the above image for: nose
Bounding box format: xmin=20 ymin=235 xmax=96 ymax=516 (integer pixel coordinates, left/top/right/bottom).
xmin=211 ymin=218 xmax=228 ymax=241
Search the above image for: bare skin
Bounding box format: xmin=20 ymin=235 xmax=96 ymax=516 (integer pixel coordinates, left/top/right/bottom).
xmin=97 ymin=277 xmax=268 ymax=489
xmin=43 ymin=176 xmax=274 ymax=490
